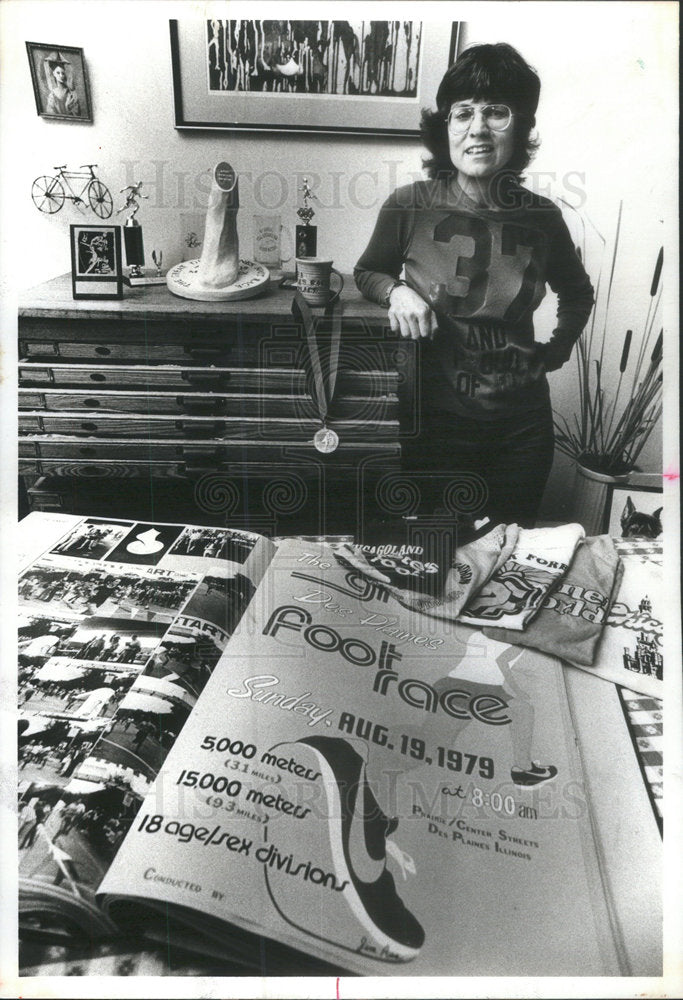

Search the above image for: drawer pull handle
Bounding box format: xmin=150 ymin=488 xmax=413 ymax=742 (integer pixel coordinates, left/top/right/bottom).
xmin=177 ymin=396 xmax=223 ymax=415
xmin=184 ymin=345 xmax=230 ymax=359
xmin=82 ymin=398 xmax=101 ymax=408
xmin=89 ymin=373 xmax=107 ymax=382
xmin=95 ymin=346 xmax=111 ymax=356
xmin=176 ymin=420 xmax=226 ymax=437
xmin=81 ymin=422 xmax=98 ymax=431
xmin=181 ymin=370 xmax=231 ymax=387
xmin=79 ymin=447 xmax=97 ymax=456
xmin=181 ymin=447 xmax=223 ymax=473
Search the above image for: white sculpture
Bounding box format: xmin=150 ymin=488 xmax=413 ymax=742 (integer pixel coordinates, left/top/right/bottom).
xmin=166 ymin=161 xmax=269 ymax=302
xmin=197 ymin=162 xmax=240 ymax=289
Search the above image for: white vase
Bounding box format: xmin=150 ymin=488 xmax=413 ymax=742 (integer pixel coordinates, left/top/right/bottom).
xmin=572 ymin=464 xmax=631 ymax=535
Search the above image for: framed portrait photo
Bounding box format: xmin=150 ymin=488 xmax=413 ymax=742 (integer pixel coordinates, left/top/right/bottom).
xmin=170 ymin=19 xmax=463 ymax=136
xmin=606 ymin=482 xmax=663 ymax=539
xmin=70 ymin=225 xmax=123 ymax=299
xmin=25 ymin=41 xmax=92 ymax=122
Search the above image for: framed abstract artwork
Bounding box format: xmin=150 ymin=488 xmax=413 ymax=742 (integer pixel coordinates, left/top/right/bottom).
xmin=170 ymin=19 xmax=462 ymax=136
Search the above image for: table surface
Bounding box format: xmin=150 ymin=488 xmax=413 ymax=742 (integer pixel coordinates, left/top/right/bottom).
xmin=15 ymin=515 xmax=664 ymax=979
xmin=18 ymin=272 xmax=388 ymax=324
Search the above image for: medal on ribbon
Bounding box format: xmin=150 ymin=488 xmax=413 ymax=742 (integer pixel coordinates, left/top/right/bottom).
xmin=313 ymin=427 xmax=339 ymax=453
xmin=293 ymin=291 xmax=342 ymax=454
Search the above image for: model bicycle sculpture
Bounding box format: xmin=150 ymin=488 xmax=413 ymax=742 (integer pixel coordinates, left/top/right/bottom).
xmin=31 ymin=163 xmax=113 ymax=218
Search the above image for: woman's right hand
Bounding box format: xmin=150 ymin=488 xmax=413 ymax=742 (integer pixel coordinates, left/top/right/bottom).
xmin=388 ymin=284 xmax=439 ymax=340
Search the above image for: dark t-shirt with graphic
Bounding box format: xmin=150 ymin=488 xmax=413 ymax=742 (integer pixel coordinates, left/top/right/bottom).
xmin=354 ymin=178 xmax=594 ymax=419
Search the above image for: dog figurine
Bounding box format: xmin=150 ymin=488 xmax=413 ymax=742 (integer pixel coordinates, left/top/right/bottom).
xmin=620 ymin=496 xmax=663 ymax=538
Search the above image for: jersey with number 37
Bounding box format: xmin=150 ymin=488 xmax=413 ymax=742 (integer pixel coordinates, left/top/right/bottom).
xmin=354 ymin=179 xmax=594 ymax=418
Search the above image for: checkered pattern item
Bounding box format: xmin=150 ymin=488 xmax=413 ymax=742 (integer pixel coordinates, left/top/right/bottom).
xmin=613 ymin=537 xmax=663 ymax=566
xmin=619 ymin=686 xmax=663 ymax=824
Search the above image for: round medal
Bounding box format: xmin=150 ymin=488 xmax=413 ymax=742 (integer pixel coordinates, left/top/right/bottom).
xmin=313 ymin=427 xmax=339 ymax=454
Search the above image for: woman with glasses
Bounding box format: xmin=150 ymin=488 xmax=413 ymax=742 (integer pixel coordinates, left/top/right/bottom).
xmin=355 ymin=43 xmax=594 ymax=527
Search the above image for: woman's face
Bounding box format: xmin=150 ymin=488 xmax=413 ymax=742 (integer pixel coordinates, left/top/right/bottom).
xmin=447 ymin=98 xmax=516 ymax=181
xmin=52 ymin=65 xmax=67 ymax=86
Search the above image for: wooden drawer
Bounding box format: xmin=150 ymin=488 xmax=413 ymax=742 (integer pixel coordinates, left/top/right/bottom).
xmin=17 ymin=337 xmax=400 ymax=369
xmin=19 ymin=389 xmax=398 ymax=421
xmin=20 ymin=458 xmax=204 ymax=479
xmin=19 ymin=317 xmax=262 ymax=364
xmin=17 ymin=362 xmax=303 ymax=390
xmin=18 ymin=318 xmax=404 ymax=368
xmin=18 ymin=387 xmax=398 ymax=421
xmin=19 ymin=411 xmax=399 ymax=441
xmin=20 ymin=448 xmax=400 ymax=478
xmin=18 ymin=339 xmax=256 ymax=365
xmin=19 ymin=315 xmax=260 ymax=343
xmin=19 ymin=436 xmax=400 ymax=469
xmin=17 ymin=362 xmax=399 ymax=396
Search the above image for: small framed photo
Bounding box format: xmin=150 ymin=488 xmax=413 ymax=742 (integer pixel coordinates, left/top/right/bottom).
xmin=70 ymin=225 xmax=123 ymax=299
xmin=606 ymin=483 xmax=663 ymax=539
xmin=25 ymin=41 xmax=92 ymax=122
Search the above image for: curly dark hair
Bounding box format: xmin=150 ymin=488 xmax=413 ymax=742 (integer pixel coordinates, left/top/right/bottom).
xmin=421 ymin=42 xmax=541 ymax=181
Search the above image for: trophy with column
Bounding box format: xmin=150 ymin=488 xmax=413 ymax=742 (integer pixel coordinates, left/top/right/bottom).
xmin=117 ymin=181 xmax=165 ymax=286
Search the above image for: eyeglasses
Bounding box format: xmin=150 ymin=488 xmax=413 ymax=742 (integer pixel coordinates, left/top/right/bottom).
xmin=447 ymin=104 xmax=513 ymax=134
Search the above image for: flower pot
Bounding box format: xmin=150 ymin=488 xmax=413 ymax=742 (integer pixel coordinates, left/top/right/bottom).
xmin=572 ymin=464 xmax=631 ymax=535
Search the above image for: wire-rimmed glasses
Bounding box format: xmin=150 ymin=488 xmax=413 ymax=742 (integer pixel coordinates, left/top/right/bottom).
xmin=447 ymin=104 xmax=513 ymax=134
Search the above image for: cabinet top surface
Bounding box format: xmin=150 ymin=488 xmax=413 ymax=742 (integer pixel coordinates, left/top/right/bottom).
xmin=19 ymin=272 xmax=387 ymax=323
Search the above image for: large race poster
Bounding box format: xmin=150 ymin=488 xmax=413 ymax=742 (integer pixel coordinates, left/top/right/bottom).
xmin=99 ymin=538 xmax=623 ymax=976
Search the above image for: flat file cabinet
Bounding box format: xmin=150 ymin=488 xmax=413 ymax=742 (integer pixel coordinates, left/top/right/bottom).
xmin=18 ymin=274 xmax=411 ymax=532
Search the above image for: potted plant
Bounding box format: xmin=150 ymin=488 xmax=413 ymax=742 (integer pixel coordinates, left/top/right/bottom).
xmin=552 ymin=202 xmax=663 ymax=533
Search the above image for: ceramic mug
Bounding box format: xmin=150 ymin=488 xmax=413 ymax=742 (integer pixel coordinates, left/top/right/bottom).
xmin=295 ymin=257 xmax=344 ymax=306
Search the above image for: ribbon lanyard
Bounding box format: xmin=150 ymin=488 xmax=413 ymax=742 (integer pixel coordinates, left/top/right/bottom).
xmin=292 ymin=291 xmax=342 ymax=452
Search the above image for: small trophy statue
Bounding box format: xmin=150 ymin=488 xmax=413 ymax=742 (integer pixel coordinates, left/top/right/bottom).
xmin=117 ymin=183 xmax=166 ymax=286
xmin=117 ymin=181 xmax=148 ymax=281
xmin=295 ymin=176 xmax=318 ymax=260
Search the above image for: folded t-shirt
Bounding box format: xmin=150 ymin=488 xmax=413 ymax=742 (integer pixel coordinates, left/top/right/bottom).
xmin=333 ymin=521 xmax=518 ymax=620
xmin=482 ymin=534 xmax=622 ymax=665
xmin=459 ymin=523 xmax=585 ymax=630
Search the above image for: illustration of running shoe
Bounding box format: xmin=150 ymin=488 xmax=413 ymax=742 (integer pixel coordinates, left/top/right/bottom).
xmin=510 ymin=762 xmax=558 ymax=787
xmin=260 ymin=736 xmax=425 ymax=963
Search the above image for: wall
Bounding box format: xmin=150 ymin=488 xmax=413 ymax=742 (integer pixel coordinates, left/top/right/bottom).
xmin=1 ymin=1 xmax=676 ymax=519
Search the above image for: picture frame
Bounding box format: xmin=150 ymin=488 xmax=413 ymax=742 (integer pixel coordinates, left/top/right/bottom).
xmin=25 ymin=41 xmax=92 ymax=122
xmin=169 ymin=19 xmax=462 ymax=136
xmin=70 ymin=225 xmax=123 ymax=300
xmin=606 ymin=482 xmax=663 ymax=539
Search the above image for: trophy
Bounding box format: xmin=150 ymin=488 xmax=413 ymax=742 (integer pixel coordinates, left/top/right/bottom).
xmin=117 ymin=182 xmax=165 ymax=286
xmin=295 ymin=176 xmax=318 ymax=260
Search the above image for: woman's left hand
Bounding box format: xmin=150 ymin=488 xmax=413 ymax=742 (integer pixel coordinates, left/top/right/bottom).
xmin=388 ymin=284 xmax=439 ymax=340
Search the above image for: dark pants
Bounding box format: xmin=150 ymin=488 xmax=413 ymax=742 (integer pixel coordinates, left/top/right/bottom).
xmin=401 ymin=405 xmax=554 ymax=528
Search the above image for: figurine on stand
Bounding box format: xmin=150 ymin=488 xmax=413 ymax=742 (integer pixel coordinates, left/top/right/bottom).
xmin=117 ymin=181 xmax=148 ymax=220
xmin=117 ymin=181 xmax=148 ymax=281
xmin=296 ymin=176 xmax=318 ymax=259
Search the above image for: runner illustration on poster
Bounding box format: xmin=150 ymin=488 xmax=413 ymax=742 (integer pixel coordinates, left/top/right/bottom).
xmin=430 ymin=632 xmax=559 ymax=788
xmin=258 ymin=734 xmax=426 ymax=962
xmin=253 ymin=631 xmax=557 ymax=960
